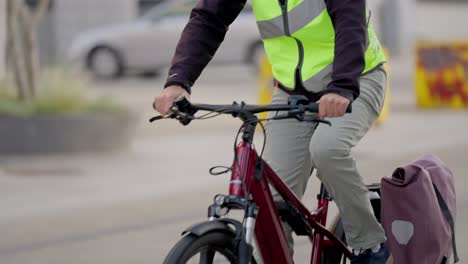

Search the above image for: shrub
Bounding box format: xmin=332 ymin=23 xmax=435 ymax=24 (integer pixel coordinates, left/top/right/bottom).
xmin=0 ymin=69 xmax=125 ymax=116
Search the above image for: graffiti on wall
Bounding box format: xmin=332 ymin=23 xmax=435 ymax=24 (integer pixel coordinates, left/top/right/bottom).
xmin=416 ymin=43 xmax=468 ymax=107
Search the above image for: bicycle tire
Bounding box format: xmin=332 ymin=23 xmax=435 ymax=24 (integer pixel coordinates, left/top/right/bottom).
xmin=163 ymin=231 xmax=257 ymax=264
xmin=322 ymin=187 xmax=383 ymax=264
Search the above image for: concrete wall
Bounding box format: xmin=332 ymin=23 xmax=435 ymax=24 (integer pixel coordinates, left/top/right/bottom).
xmin=378 ymin=0 xmax=417 ymax=56
xmin=41 ymin=0 xmax=138 ymax=64
xmin=0 ymin=0 xmax=5 ymax=77
xmin=377 ymin=1 xmax=468 ymax=56
xmin=416 ymin=3 xmax=468 ymax=40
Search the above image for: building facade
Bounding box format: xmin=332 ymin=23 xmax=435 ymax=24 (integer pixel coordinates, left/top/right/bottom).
xmin=39 ymin=0 xmax=162 ymax=64
xmin=34 ymin=0 xmax=468 ymax=64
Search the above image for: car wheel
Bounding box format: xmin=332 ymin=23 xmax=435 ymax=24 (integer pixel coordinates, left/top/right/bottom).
xmin=138 ymin=70 xmax=160 ymax=79
xmin=87 ymin=46 xmax=124 ymax=79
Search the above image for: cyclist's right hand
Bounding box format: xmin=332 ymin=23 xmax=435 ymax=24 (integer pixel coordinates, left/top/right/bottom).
xmin=153 ymin=85 xmax=190 ymax=115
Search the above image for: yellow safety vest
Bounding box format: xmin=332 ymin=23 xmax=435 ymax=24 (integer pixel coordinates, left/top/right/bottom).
xmin=252 ymin=0 xmax=386 ymax=91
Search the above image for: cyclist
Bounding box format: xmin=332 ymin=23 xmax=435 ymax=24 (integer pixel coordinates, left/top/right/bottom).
xmin=154 ymin=0 xmax=390 ymax=263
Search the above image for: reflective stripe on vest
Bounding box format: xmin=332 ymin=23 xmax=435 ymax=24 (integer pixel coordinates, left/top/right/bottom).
xmin=252 ymin=0 xmax=386 ymax=92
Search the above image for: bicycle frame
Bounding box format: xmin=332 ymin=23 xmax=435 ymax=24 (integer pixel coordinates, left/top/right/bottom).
xmin=229 ymin=140 xmax=352 ymax=264
xmin=153 ymin=97 xmax=355 ymax=263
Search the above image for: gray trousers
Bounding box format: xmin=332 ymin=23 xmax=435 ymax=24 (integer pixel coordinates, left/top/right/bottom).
xmin=263 ymin=67 xmax=388 ymax=250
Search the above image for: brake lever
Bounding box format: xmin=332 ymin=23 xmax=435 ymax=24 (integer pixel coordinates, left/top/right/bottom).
xmin=294 ymin=113 xmax=331 ymax=126
xmin=175 ymin=112 xmax=195 ymax=126
xmin=149 ymin=115 xmax=165 ymax=122
xmin=149 ymin=111 xmax=195 ymax=125
xmin=303 ymin=117 xmax=331 ymax=126
xmin=149 ymin=96 xmax=198 ymax=125
xmin=269 ymin=108 xmax=308 ymax=121
xmin=149 ymin=105 xmax=180 ymax=123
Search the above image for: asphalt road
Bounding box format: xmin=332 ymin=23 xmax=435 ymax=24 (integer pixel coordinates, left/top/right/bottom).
xmin=0 ymin=61 xmax=467 ymax=263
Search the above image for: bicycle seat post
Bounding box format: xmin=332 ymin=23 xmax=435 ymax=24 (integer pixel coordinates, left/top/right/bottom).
xmin=318 ymin=183 xmax=331 ymax=201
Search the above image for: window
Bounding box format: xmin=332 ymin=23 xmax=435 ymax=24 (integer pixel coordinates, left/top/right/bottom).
xmin=418 ymin=0 xmax=467 ymax=2
xmin=25 ymin=0 xmax=53 ymax=10
xmin=140 ymin=0 xmax=252 ymax=22
xmin=165 ymin=1 xmax=197 ymax=17
xmin=140 ymin=0 xmax=197 ymax=22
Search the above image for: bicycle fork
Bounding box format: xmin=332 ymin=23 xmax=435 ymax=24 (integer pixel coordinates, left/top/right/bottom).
xmin=207 ymin=194 xmax=259 ymax=264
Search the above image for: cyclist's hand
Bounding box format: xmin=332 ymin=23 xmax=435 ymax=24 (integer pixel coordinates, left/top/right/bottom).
xmin=317 ymin=93 xmax=351 ymax=118
xmin=153 ymin=85 xmax=190 ymax=115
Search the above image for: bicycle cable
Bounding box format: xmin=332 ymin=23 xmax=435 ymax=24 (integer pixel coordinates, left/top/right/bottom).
xmin=153 ymin=105 xmax=295 ymax=200
xmin=229 ymin=112 xmax=281 ymax=200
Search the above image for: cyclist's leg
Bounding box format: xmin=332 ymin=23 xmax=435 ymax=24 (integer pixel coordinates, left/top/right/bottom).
xmin=262 ymin=88 xmax=317 ymax=253
xmin=310 ymin=66 xmax=387 ymax=250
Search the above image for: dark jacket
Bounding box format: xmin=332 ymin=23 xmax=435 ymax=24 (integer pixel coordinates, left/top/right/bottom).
xmin=164 ymin=0 xmax=369 ymax=101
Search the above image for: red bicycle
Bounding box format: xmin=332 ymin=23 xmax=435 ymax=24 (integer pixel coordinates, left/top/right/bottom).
xmin=152 ymin=96 xmax=382 ymax=264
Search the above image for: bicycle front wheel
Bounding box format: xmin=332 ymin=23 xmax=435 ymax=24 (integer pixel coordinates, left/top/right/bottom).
xmin=163 ymin=231 xmax=256 ymax=264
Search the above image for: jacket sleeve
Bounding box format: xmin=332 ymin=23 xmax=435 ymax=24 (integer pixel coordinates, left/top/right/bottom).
xmin=325 ymin=0 xmax=367 ymax=101
xmin=164 ymin=0 xmax=247 ymax=93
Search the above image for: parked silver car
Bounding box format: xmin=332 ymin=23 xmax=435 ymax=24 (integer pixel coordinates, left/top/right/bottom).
xmin=68 ymin=0 xmax=262 ymax=79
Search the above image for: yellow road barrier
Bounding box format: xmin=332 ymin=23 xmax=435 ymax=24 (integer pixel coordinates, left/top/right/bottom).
xmin=376 ymin=49 xmax=390 ymax=125
xmin=415 ymin=41 xmax=468 ymax=108
xmin=257 ymin=54 xmax=274 ymax=120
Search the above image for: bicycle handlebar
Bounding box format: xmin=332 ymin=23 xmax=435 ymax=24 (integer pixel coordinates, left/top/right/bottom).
xmin=190 ymin=102 xmax=321 ymax=114
xmin=149 ymin=95 xmax=352 ymax=124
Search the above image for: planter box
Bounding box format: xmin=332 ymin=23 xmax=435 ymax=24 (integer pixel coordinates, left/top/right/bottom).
xmin=0 ymin=111 xmax=136 ymax=154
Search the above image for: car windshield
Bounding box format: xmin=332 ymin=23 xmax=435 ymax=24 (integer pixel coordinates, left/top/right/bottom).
xmin=141 ymin=0 xmax=252 ymax=22
xmin=140 ymin=0 xmax=196 ymax=21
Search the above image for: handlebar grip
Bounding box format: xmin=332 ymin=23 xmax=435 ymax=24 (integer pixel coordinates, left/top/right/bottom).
xmin=309 ymin=104 xmax=319 ymax=113
xmin=175 ymin=96 xmax=192 ymax=110
xmin=346 ymin=104 xmax=352 ymax=113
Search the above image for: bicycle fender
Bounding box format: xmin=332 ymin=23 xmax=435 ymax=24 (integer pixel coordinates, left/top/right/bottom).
xmin=182 ymin=219 xmax=239 ymax=237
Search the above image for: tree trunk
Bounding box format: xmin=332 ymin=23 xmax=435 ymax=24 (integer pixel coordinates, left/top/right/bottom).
xmin=0 ymin=0 xmax=6 ymax=78
xmin=19 ymin=4 xmax=35 ymax=98
xmin=6 ymin=0 xmax=50 ymax=100
xmin=6 ymin=0 xmax=29 ymax=100
xmin=21 ymin=0 xmax=50 ymax=98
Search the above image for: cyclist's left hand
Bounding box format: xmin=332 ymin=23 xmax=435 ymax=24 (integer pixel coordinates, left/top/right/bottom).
xmin=317 ymin=93 xmax=351 ymax=118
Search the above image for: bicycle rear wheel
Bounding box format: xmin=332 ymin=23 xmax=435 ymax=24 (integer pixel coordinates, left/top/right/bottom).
xmin=163 ymin=231 xmax=256 ymax=264
xmin=322 ymin=185 xmax=383 ymax=264
xmin=321 ymin=215 xmax=347 ymax=264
